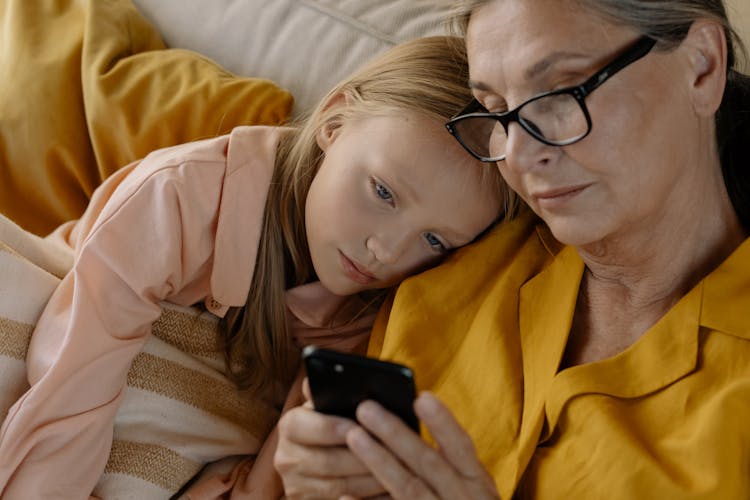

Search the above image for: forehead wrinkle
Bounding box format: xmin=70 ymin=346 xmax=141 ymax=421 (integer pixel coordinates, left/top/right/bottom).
xmin=524 ymin=51 xmax=591 ymax=82
xmin=467 ymin=0 xmax=632 ymax=98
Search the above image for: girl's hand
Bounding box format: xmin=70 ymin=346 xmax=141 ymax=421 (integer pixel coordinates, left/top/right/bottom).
xmin=274 ymin=401 xmax=388 ymax=499
xmin=346 ymin=392 xmax=500 ymax=500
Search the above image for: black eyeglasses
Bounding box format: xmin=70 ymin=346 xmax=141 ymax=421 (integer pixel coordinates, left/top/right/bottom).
xmin=446 ymin=36 xmax=657 ymax=162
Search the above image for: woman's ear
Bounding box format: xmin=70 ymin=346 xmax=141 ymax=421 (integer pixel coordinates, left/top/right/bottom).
xmin=682 ymin=20 xmax=727 ymax=116
xmin=316 ymin=92 xmax=348 ymax=151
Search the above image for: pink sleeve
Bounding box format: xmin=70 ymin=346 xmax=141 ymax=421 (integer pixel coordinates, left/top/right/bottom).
xmin=0 ymin=153 xmax=224 ymax=498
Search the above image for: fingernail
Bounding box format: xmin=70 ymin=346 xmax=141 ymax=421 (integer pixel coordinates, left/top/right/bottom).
xmin=336 ymin=420 xmax=354 ymax=437
xmin=347 ymin=427 xmax=372 ymax=452
xmin=356 ymin=400 xmax=382 ymax=423
xmin=416 ymin=391 xmax=440 ymax=416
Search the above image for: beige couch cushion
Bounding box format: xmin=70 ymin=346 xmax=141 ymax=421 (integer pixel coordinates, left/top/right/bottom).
xmin=131 ymin=0 xmax=451 ymax=115
xmin=133 ymin=0 xmax=749 ymax=111
xmin=727 ymin=0 xmax=750 ymax=71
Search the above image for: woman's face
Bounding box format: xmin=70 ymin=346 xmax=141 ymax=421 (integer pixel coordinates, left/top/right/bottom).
xmin=305 ymin=111 xmax=502 ymax=296
xmin=466 ymin=0 xmax=706 ymax=247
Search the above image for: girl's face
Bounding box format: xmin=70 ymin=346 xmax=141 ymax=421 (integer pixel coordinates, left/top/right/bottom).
xmin=305 ymin=111 xmax=502 ymax=296
xmin=466 ymin=0 xmax=710 ymax=247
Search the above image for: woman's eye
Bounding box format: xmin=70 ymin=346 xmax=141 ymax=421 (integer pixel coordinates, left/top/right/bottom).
xmin=373 ymin=180 xmax=394 ymax=202
xmin=424 ymin=232 xmax=447 ymax=253
xmin=478 ymin=97 xmax=507 ymax=114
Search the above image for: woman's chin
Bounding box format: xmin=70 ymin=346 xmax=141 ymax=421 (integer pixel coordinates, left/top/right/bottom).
xmin=545 ymin=217 xmax=608 ymax=248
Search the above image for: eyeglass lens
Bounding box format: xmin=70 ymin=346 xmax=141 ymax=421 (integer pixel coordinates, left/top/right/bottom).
xmin=452 ymin=93 xmax=589 ymax=160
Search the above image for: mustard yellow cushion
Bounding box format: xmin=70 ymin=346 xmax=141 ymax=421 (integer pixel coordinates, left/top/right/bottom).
xmin=0 ymin=0 xmax=293 ymax=235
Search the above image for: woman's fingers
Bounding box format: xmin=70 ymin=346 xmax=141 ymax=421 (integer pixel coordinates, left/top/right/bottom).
xmin=414 ymin=392 xmax=487 ymax=479
xmin=415 ymin=393 xmax=500 ymax=497
xmin=278 ymin=405 xmax=356 ymax=446
xmin=276 ymin=436 xmax=370 ymax=476
xmin=350 ymin=395 xmax=500 ymax=500
xmin=276 ymin=408 xmax=368 ymax=476
xmin=276 ymin=442 xmax=387 ymax=499
xmin=339 ymin=494 xmax=392 ymax=500
xmin=346 ymin=425 xmax=437 ymax=500
xmin=352 ymin=400 xmax=470 ymax=499
xmin=302 ymin=377 xmax=312 ymax=402
xmin=275 ymin=406 xmax=388 ymax=499
xmin=282 ymin=473 xmax=386 ymax=500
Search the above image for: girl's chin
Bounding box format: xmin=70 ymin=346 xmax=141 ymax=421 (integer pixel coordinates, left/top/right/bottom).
xmin=317 ymin=275 xmax=366 ymax=297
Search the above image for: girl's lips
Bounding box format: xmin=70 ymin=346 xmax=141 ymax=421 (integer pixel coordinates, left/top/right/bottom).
xmin=339 ymin=251 xmax=376 ymax=285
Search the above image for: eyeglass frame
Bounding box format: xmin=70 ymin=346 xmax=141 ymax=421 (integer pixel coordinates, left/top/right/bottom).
xmin=445 ymin=35 xmax=658 ymax=162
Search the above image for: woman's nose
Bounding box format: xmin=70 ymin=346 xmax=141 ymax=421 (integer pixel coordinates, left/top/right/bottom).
xmin=504 ymin=122 xmax=558 ymax=172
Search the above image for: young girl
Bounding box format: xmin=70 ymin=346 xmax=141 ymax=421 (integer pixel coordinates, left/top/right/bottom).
xmin=0 ymin=36 xmax=508 ymax=498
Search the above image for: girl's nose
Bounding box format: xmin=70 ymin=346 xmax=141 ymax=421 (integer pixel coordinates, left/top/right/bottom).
xmin=367 ymin=231 xmax=410 ymax=265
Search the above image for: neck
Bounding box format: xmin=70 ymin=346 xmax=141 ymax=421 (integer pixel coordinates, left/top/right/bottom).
xmin=577 ymin=168 xmax=745 ymax=311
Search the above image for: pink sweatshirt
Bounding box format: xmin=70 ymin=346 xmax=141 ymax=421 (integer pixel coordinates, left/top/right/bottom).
xmin=0 ymin=126 xmax=373 ymax=499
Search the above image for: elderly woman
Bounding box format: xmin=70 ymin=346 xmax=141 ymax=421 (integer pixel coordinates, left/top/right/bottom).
xmin=273 ymin=0 xmax=750 ymax=498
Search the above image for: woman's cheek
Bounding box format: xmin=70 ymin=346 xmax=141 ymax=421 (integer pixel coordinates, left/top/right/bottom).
xmin=497 ymin=165 xmax=526 ymax=200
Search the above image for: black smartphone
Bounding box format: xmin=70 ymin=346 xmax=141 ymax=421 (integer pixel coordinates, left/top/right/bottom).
xmin=302 ymin=346 xmax=420 ymax=432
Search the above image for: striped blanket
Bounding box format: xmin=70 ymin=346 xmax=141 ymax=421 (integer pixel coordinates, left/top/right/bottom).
xmin=0 ymin=215 xmax=280 ymax=499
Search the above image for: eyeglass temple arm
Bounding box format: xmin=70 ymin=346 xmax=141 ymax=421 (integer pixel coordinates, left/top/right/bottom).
xmin=580 ymin=36 xmax=658 ymax=97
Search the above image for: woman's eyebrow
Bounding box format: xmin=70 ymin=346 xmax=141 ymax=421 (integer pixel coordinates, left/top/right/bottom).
xmin=468 ymin=80 xmax=492 ymax=91
xmin=524 ymin=51 xmax=590 ymax=81
xmin=468 ymin=50 xmax=591 ymax=92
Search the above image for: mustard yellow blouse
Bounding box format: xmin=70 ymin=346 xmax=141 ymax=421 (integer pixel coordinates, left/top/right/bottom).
xmin=369 ymin=211 xmax=750 ymax=499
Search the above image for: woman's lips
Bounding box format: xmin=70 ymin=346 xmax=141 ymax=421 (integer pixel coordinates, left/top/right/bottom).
xmin=339 ymin=251 xmax=376 ymax=285
xmin=533 ymin=184 xmax=590 ymax=208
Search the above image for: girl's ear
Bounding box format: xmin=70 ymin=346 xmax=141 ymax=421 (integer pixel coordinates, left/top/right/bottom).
xmin=316 ymin=92 xmax=348 ymax=151
xmin=682 ymin=20 xmax=727 ymax=117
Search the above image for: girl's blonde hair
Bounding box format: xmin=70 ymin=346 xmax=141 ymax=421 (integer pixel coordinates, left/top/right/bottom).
xmin=220 ymin=36 xmax=509 ymax=394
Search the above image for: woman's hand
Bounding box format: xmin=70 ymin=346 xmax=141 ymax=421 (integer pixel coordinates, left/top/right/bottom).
xmin=345 ymin=392 xmax=500 ymax=500
xmin=274 ymin=384 xmax=388 ymax=499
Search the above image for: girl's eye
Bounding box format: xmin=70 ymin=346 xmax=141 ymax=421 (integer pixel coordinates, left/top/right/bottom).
xmin=423 ymin=232 xmax=447 ymax=253
xmin=373 ymin=180 xmax=394 ymax=203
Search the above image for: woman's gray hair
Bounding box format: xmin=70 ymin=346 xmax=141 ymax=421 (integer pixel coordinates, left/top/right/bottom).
xmin=451 ymin=0 xmax=747 ymax=71
xmin=575 ymin=0 xmax=746 ymax=70
xmin=450 ymin=0 xmax=750 ymax=230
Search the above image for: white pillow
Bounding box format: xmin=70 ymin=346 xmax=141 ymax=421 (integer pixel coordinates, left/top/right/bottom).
xmin=131 ymin=0 xmax=452 ymax=115
xmin=726 ymin=0 xmax=750 ymax=72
